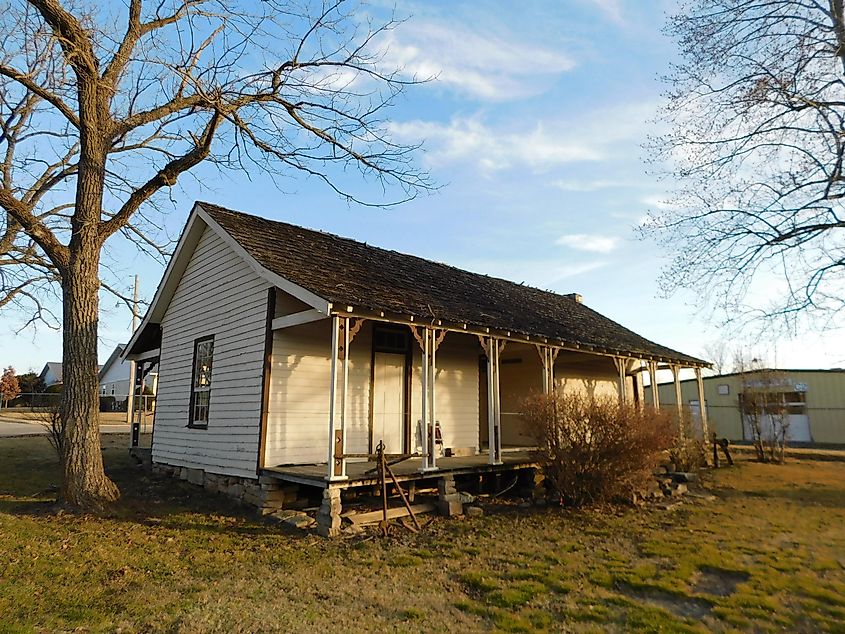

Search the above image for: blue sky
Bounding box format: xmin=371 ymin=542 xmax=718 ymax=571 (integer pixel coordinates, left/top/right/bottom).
xmin=3 ymin=0 xmax=844 ymax=374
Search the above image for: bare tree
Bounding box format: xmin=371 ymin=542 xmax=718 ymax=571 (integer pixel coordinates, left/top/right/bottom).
xmin=701 ymin=340 xmax=730 ymax=376
xmin=737 ymin=362 xmax=791 ymax=463
xmin=645 ymin=1 xmax=845 ymax=329
xmin=0 ymin=0 xmax=429 ymax=510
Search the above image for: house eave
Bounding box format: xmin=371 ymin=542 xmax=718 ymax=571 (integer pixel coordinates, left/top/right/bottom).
xmin=330 ymin=305 xmax=710 ymax=368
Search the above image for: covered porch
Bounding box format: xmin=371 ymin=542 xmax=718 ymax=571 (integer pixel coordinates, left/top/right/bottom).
xmin=262 ymin=305 xmax=713 ymax=487
xmin=262 ymin=449 xmax=538 ymax=489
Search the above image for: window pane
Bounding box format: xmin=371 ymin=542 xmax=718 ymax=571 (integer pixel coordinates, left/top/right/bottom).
xmin=193 ymin=390 xmax=210 ymax=424
xmin=194 ymin=340 xmax=214 ymax=388
xmin=191 ymin=337 xmax=213 ymax=426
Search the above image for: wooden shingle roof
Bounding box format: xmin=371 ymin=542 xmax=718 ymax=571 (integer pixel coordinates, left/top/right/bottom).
xmin=200 ymin=202 xmax=706 ymax=366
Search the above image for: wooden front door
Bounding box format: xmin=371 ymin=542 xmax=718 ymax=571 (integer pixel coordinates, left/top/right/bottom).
xmin=372 ymin=351 xmax=406 ymax=453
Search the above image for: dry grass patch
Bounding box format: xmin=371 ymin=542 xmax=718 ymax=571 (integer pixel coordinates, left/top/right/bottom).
xmin=1 ymin=436 xmax=844 ymax=632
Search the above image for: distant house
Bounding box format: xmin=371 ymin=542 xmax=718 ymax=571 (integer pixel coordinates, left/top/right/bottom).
xmin=98 ymin=344 xmax=157 ymax=398
xmin=38 ymin=362 xmax=63 ymax=388
xmin=657 ymin=368 xmax=845 ymax=445
xmin=125 ymin=202 xmax=708 ymax=534
xmin=38 ymin=361 xmax=103 ymax=391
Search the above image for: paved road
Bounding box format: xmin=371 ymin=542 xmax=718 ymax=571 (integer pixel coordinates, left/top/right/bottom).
xmin=0 ymin=417 xmax=131 ymax=438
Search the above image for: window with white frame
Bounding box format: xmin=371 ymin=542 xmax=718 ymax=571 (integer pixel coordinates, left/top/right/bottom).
xmin=189 ymin=336 xmax=214 ymax=428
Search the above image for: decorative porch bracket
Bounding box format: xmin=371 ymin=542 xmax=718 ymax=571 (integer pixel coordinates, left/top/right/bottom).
xmin=479 ymin=335 xmax=506 ymax=465
xmin=534 ymin=344 xmax=560 ymax=394
xmin=612 ymin=356 xmax=634 ymax=404
xmin=326 ymin=315 xmax=365 ymax=481
xmin=410 ymin=325 xmax=446 ymax=471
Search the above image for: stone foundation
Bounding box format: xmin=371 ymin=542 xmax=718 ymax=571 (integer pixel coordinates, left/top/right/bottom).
xmin=151 ymin=462 xmax=301 ymax=515
xmin=437 ymin=475 xmax=463 ymax=516
xmin=315 ymin=487 xmax=343 ymax=537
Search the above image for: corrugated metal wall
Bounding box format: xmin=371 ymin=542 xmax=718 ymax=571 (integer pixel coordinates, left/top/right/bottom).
xmin=656 ymin=370 xmax=845 ymax=444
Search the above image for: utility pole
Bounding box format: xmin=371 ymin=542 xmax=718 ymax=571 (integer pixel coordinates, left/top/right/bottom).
xmin=126 ymin=275 xmax=139 ymax=446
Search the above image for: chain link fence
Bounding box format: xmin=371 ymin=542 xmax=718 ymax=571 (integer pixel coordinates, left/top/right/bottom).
xmin=0 ymin=393 xmax=156 ymax=416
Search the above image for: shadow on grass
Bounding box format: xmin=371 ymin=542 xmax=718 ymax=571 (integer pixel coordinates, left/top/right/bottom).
xmin=0 ymin=436 xmax=310 ymax=539
xmin=713 ymin=483 xmax=845 ymax=510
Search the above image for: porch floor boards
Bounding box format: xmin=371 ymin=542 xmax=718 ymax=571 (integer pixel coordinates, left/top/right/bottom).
xmin=261 ymin=450 xmax=538 ymax=489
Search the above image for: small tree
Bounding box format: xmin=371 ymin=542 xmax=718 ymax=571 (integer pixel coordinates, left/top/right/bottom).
xmin=738 ymin=367 xmax=790 ymax=463
xmin=0 ymin=366 xmax=21 ymax=406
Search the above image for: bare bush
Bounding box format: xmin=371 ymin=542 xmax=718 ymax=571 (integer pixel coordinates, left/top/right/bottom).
xmin=36 ymin=406 xmax=64 ymax=462
xmin=669 ymin=413 xmax=708 ymax=473
xmin=522 ymin=393 xmax=676 ymax=506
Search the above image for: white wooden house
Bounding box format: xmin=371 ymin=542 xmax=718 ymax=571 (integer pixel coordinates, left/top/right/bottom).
xmin=98 ymin=344 xmax=158 ymax=400
xmin=38 ymin=362 xmax=63 ymax=388
xmin=125 ymin=202 xmax=708 ymax=535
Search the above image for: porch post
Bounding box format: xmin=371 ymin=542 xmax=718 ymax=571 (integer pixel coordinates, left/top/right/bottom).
xmin=326 ymin=315 xmax=346 ymax=480
xmin=614 ymin=357 xmax=627 ymax=404
xmin=136 ymin=362 xmax=146 ymax=445
xmin=421 ymin=327 xmax=429 ymax=469
xmin=672 ymin=364 xmax=685 ymax=437
xmin=649 ymin=361 xmax=660 ymax=410
xmin=487 ymin=336 xmax=502 ymax=465
xmin=536 ymin=345 xmax=558 ymax=394
xmin=429 ymin=327 xmax=438 ymax=471
xmin=340 ymin=316 xmax=350 ymax=475
xmin=541 ymin=347 xmax=550 ymax=394
xmin=126 ymin=357 xmax=137 ymax=447
xmin=695 ymin=366 xmax=710 ymax=439
xmin=130 ymin=361 xmax=143 ymax=448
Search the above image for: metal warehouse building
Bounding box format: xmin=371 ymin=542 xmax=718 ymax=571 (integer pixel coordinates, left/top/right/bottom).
xmin=656 ymin=369 xmax=845 ymax=445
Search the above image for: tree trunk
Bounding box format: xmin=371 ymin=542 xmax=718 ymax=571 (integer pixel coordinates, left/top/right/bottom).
xmin=60 ymin=242 xmax=119 ymax=509
xmin=60 ymin=98 xmax=119 ymax=510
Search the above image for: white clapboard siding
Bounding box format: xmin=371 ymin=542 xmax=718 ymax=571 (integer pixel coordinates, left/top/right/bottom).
xmin=152 ymin=224 xmax=269 ymax=478
xmin=410 ymin=332 xmax=480 ymax=452
xmin=555 ymin=365 xmax=621 ymax=399
xmin=263 ymin=319 xmax=372 ymax=466
xmin=264 ymin=319 xmax=372 ymax=465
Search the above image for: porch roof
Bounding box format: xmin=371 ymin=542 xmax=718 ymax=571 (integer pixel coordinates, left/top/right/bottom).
xmin=200 ymin=202 xmax=706 ymax=367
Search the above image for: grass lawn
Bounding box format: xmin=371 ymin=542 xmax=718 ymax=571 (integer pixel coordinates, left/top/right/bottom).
xmin=1 ymin=436 xmax=844 ymax=633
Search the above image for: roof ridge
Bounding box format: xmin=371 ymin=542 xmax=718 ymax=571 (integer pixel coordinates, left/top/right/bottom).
xmin=196 ymin=200 xmax=706 ymax=366
xmin=197 ymin=201 xmax=583 ymax=304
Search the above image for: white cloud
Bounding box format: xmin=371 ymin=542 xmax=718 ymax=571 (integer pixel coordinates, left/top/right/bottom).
xmin=455 ymin=256 xmax=609 ymax=289
xmin=556 ymin=233 xmax=620 ymax=253
xmin=551 ymin=260 xmax=609 ymax=280
xmin=381 ymin=19 xmax=574 ymax=101
xmin=584 ymin=0 xmax=624 ymax=24
xmin=389 ymin=116 xmax=601 ymax=172
xmin=610 ymin=210 xmax=651 ymax=226
xmin=389 ymin=100 xmax=658 ymax=174
xmin=551 ymin=178 xmax=624 ymax=192
xmin=641 ymin=194 xmax=672 ymax=210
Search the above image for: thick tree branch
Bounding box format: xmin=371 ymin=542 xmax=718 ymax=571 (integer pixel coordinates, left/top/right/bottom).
xmin=0 ymin=64 xmax=79 ymax=127
xmin=0 ymin=190 xmax=68 ymax=268
xmin=99 ymin=110 xmax=221 ymax=238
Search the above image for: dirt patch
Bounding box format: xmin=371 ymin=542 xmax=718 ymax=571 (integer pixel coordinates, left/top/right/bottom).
xmin=616 ymin=583 xmax=714 ymax=619
xmin=692 ymin=567 xmax=750 ymax=597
